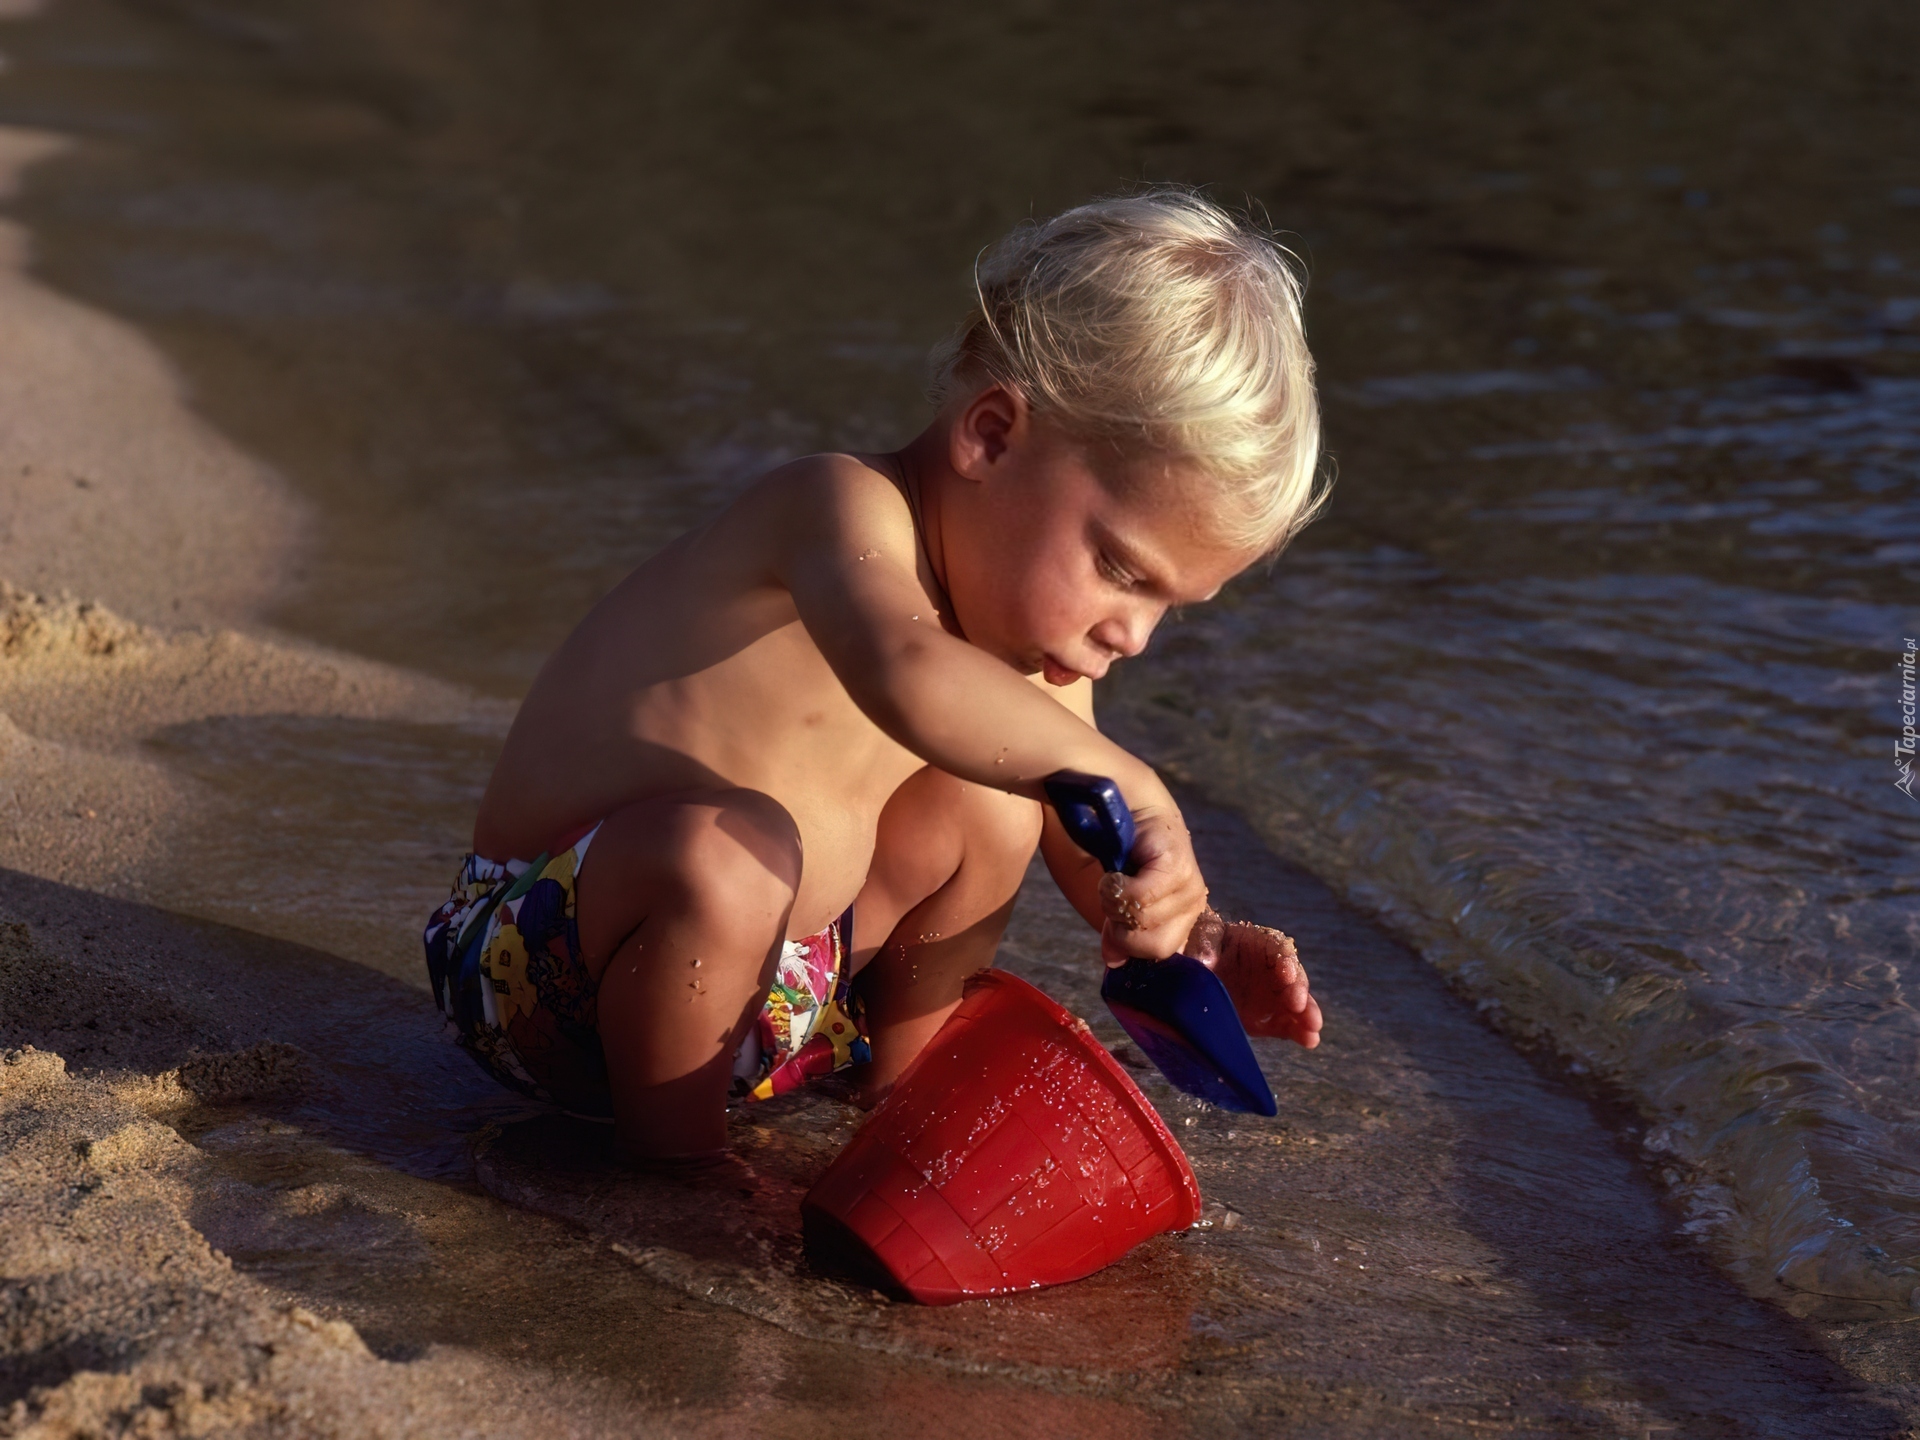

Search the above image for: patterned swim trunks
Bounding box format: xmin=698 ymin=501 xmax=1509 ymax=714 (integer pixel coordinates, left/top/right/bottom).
xmin=422 ymin=824 xmax=869 ymax=1117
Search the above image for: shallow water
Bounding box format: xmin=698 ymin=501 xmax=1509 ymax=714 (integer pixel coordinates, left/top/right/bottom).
xmin=2 ymin=0 xmax=1918 ymax=1327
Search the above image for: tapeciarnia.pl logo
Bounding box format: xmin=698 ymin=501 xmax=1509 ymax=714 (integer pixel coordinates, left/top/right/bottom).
xmin=1899 ymin=637 xmax=1917 ymax=801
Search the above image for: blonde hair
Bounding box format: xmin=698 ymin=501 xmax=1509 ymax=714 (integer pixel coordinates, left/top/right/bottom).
xmin=931 ymin=187 xmax=1327 ymax=554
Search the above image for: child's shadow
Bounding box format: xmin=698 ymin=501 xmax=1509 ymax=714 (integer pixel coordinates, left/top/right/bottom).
xmin=473 ymin=1092 xmax=1208 ymax=1378
xmin=472 ymin=1107 xmax=823 ymax=1273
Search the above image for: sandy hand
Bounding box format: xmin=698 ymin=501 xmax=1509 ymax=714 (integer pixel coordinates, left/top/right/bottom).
xmin=1183 ymin=910 xmax=1322 ymax=1049
xmin=1095 ymin=805 xmax=1209 ymax=967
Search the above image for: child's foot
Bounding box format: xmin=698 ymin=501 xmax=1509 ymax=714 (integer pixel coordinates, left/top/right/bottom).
xmin=1183 ymin=910 xmax=1323 ymax=1048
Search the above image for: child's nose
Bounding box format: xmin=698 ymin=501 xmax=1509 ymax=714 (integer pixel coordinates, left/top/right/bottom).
xmin=1095 ymin=605 xmax=1160 ymax=660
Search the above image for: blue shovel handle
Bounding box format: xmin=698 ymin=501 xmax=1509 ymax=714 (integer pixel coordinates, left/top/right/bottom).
xmin=1041 ymin=769 xmax=1279 ymax=1118
xmin=1041 ymin=771 xmax=1135 ymax=875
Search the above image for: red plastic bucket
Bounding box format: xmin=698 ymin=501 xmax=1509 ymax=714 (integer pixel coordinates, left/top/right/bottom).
xmin=801 ymin=969 xmax=1202 ymax=1304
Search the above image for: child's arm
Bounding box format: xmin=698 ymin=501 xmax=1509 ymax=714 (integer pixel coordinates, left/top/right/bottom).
xmin=1022 ymin=675 xmax=1158 ymax=963
xmin=1031 ymin=676 xmax=1114 ymax=932
xmin=774 ymin=459 xmax=1202 ymax=961
xmin=1031 ymin=664 xmax=1321 ymax=1048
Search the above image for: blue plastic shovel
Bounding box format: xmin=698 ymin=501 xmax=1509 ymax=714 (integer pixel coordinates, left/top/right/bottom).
xmin=1043 ymin=771 xmax=1278 ymax=1117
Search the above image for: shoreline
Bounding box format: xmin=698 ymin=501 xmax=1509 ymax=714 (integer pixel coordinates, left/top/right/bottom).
xmin=0 ymin=124 xmax=302 ymax=632
xmin=0 ymin=4 xmax=1915 ymax=1433
xmin=0 ymin=116 xmax=497 ymax=949
xmin=1106 ymin=691 xmax=1920 ymax=1320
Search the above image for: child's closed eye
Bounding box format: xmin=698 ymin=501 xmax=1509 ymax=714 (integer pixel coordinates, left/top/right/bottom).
xmin=1096 ymin=551 xmax=1140 ymax=588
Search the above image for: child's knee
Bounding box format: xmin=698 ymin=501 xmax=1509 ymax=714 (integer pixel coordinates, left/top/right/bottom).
xmin=577 ymin=793 xmax=792 ymax=958
xmin=875 ymin=770 xmax=1039 ymax=905
xmin=980 ymin=786 xmax=1045 ymax=861
xmin=662 ymin=791 xmax=802 ymax=926
xmin=949 ymin=779 xmax=1043 ymax=885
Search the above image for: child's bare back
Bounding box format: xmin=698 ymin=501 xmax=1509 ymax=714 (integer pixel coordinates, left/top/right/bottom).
xmin=425 ymin=190 xmax=1327 ymax=1162
xmin=477 ymin=453 xmax=1000 ymax=939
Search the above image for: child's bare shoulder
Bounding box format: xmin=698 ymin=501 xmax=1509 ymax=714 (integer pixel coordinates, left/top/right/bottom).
xmin=732 ymin=452 xmax=916 ymax=549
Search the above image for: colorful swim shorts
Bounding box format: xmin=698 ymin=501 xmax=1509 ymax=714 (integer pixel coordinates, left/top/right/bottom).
xmin=422 ymin=824 xmax=869 ymax=1117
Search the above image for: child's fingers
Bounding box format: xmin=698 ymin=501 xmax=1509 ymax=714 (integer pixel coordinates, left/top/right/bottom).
xmin=1292 ymin=996 xmax=1324 ymax=1048
xmin=1124 ymin=812 xmax=1195 ymax=886
xmin=1098 ymin=873 xmax=1204 ymax=944
xmin=1095 ymin=838 xmax=1202 ymax=911
xmin=1253 ymin=925 xmax=1304 ymax=985
xmin=1208 ymin=922 xmax=1321 ymax=1045
xmin=1100 ymin=920 xmax=1168 ymax=966
xmin=1181 ymin=908 xmax=1227 ymax=963
xmin=1092 ymin=809 xmax=1208 ymax=963
xmin=1097 ymin=870 xmax=1146 ymax=930
xmin=1097 ymin=866 xmax=1186 ymax=921
xmin=1100 ymin=914 xmax=1203 ymax=966
xmin=1246 ymin=991 xmax=1322 ymax=1043
xmin=1273 ymin=993 xmax=1322 ymax=1046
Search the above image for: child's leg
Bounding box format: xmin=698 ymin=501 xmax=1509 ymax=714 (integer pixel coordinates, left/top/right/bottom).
xmin=853 ymin=768 xmax=1043 ymax=1099
xmin=574 ymin=788 xmax=801 ymax=1160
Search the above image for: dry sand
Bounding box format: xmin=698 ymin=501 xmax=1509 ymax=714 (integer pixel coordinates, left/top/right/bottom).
xmin=0 ymin=106 xmax=584 ymax=1437
xmin=0 ymin=123 xmax=299 ymax=630
xmin=0 ymin=962 xmax=639 ymax=1439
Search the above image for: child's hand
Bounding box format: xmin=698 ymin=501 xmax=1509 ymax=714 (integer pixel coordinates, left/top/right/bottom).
xmin=1184 ymin=909 xmax=1322 ymax=1049
xmin=1095 ymin=806 xmax=1209 ymax=967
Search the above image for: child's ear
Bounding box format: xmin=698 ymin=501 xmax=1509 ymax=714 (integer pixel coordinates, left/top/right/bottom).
xmin=950 ymin=385 xmax=1025 ymax=480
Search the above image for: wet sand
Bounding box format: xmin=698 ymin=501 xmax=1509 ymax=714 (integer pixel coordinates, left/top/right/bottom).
xmin=0 ymin=1 xmax=1916 ymax=1435
xmin=6 ymin=814 xmax=1916 ymax=1437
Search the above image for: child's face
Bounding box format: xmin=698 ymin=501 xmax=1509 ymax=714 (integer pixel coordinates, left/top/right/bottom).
xmin=943 ymin=403 xmax=1258 ymax=686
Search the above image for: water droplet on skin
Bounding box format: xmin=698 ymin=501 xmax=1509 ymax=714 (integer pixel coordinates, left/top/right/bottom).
xmin=690 ymin=958 xmax=701 ymax=968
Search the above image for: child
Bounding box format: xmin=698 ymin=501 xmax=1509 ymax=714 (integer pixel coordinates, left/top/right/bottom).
xmin=424 ymin=188 xmax=1326 ymax=1164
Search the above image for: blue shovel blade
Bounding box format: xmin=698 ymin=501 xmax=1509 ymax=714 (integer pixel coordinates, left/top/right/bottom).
xmin=1102 ymin=954 xmax=1278 ymax=1117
